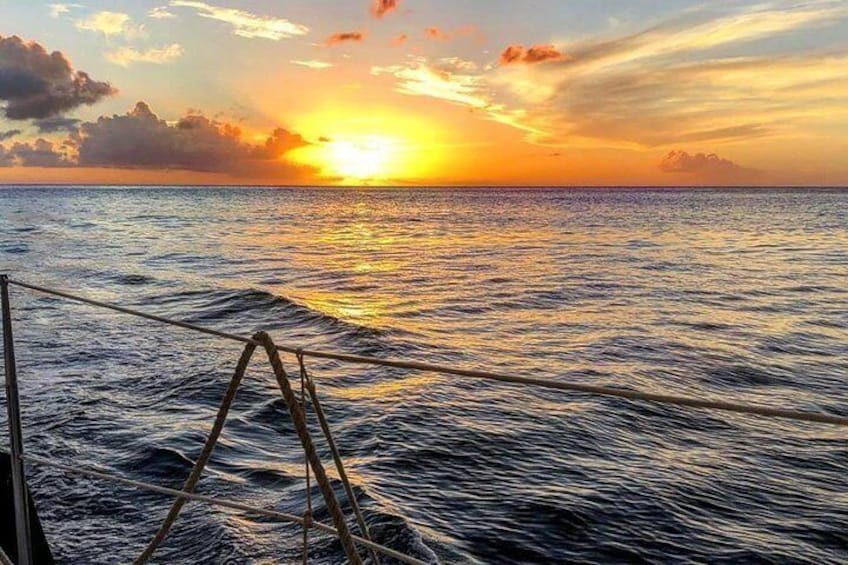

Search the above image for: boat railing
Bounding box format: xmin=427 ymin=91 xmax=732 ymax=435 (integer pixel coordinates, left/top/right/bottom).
xmin=2 ymin=275 xmax=846 ymax=564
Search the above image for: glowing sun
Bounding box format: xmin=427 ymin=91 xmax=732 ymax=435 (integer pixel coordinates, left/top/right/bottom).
xmin=327 ymin=136 xmax=393 ymax=180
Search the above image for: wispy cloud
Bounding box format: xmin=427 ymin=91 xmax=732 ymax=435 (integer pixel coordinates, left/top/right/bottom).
xmin=490 ymin=1 xmax=848 ymax=147
xmin=106 ymin=44 xmax=184 ymax=67
xmin=291 ymin=59 xmax=333 ymax=69
xmin=371 ymin=56 xmax=540 ymax=135
xmin=170 ymin=0 xmax=308 ymax=40
xmin=75 ymin=11 xmax=146 ymax=39
xmin=48 ymin=3 xmax=81 ymax=18
xmin=391 ymin=33 xmax=407 ymax=46
xmin=148 ymin=6 xmax=177 ymax=19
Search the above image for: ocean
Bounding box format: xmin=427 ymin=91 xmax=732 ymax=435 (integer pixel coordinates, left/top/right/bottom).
xmin=1 ymin=186 xmax=846 ymax=563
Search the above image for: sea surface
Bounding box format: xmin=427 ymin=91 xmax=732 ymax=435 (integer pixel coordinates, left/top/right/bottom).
xmin=0 ymin=186 xmax=846 ymax=564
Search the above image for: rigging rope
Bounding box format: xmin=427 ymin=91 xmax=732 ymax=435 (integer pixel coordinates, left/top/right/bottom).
xmin=298 ymin=351 xmax=381 ymax=565
xmin=130 ymin=332 xmax=365 ymax=564
xmin=255 ymin=332 xmax=363 ymax=565
xmin=300 ymin=355 xmax=313 ymax=565
xmin=14 ymin=452 xmax=427 ymax=565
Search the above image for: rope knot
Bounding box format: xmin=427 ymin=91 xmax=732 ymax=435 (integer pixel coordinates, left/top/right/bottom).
xmin=252 ymin=330 xmax=271 ymax=344
xmin=303 ymin=509 xmax=313 ymax=529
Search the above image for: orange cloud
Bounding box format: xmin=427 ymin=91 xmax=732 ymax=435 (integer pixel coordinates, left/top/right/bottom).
xmin=499 ymin=44 xmax=563 ymax=65
xmin=391 ymin=33 xmax=407 ymax=46
xmin=371 ymin=0 xmax=399 ymax=19
xmin=326 ymin=31 xmax=366 ymax=45
xmin=0 ymin=138 xmax=71 ymax=167
xmin=424 ymin=27 xmax=449 ymax=41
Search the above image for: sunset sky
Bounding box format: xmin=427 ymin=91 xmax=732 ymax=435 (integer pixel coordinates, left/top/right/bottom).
xmin=1 ymin=0 xmax=847 ymax=186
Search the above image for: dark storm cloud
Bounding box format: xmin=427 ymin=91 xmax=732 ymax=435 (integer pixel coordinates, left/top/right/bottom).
xmin=0 ymin=35 xmax=115 ymax=120
xmin=73 ymin=101 xmax=314 ymax=178
xmin=34 ymin=116 xmax=81 ymax=133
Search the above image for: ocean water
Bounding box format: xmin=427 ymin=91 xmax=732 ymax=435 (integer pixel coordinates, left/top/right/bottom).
xmin=0 ymin=186 xmax=846 ymax=564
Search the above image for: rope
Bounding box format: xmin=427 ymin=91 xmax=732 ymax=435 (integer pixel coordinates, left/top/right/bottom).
xmin=9 ymin=278 xmax=847 ymax=426
xmin=283 ymin=349 xmax=848 ymax=426
xmin=300 ymin=353 xmax=312 ymax=565
xmin=134 ymin=340 xmax=258 ymax=564
xmin=18 ymin=452 xmax=428 ymax=565
xmin=8 ymin=279 xmax=254 ymax=345
xmin=299 ymin=353 xmax=381 ymax=565
xmin=254 ymin=332 xmax=363 ymax=565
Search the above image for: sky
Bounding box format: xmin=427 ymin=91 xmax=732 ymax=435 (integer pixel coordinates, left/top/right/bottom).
xmin=0 ymin=0 xmax=846 ymax=186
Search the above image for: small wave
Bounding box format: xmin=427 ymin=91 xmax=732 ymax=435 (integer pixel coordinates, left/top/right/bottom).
xmin=102 ymin=272 xmax=158 ymax=286
xmin=707 ymin=364 xmax=784 ymax=387
xmin=1 ymin=242 xmax=29 ymax=254
xmin=180 ymin=287 xmax=390 ymax=340
xmin=118 ymin=446 xmax=195 ymax=487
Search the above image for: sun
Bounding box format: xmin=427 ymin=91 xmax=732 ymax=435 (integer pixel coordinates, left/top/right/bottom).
xmin=326 ymin=137 xmax=393 ymax=180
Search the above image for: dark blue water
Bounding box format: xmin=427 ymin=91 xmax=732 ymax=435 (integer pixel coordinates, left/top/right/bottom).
xmin=1 ymin=186 xmax=847 ymax=564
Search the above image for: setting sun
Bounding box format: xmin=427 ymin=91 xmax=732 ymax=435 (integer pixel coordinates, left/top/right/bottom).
xmin=327 ymin=137 xmax=393 ymax=180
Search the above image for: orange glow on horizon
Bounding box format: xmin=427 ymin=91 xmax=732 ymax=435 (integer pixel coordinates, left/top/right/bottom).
xmin=287 ymin=107 xmax=447 ymax=184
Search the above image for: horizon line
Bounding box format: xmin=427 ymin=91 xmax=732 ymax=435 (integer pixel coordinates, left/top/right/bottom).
xmin=2 ymin=183 xmax=848 ymax=190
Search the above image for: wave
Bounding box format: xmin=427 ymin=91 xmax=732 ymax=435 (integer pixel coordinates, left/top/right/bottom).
xmin=137 ymin=285 xmax=391 ymax=347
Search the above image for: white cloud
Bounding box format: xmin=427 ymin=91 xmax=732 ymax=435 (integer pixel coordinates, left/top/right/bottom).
xmin=148 ymin=6 xmax=177 ymax=19
xmin=48 ymin=3 xmax=81 ymax=18
xmin=170 ymin=0 xmax=308 ymax=40
xmin=105 ymin=44 xmax=184 ymax=67
xmin=291 ymin=60 xmax=333 ymax=69
xmin=75 ymin=11 xmax=146 ymax=39
xmin=371 ymin=56 xmax=540 ymax=135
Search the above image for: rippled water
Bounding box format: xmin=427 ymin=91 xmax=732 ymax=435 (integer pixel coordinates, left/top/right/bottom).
xmin=1 ymin=186 xmax=847 ymax=564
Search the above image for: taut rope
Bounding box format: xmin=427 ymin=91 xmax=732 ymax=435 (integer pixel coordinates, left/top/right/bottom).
xmin=255 ymin=332 xmax=363 ymax=565
xmin=134 ymin=332 xmax=364 ymax=564
xmin=299 ymin=351 xmax=381 ymax=565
